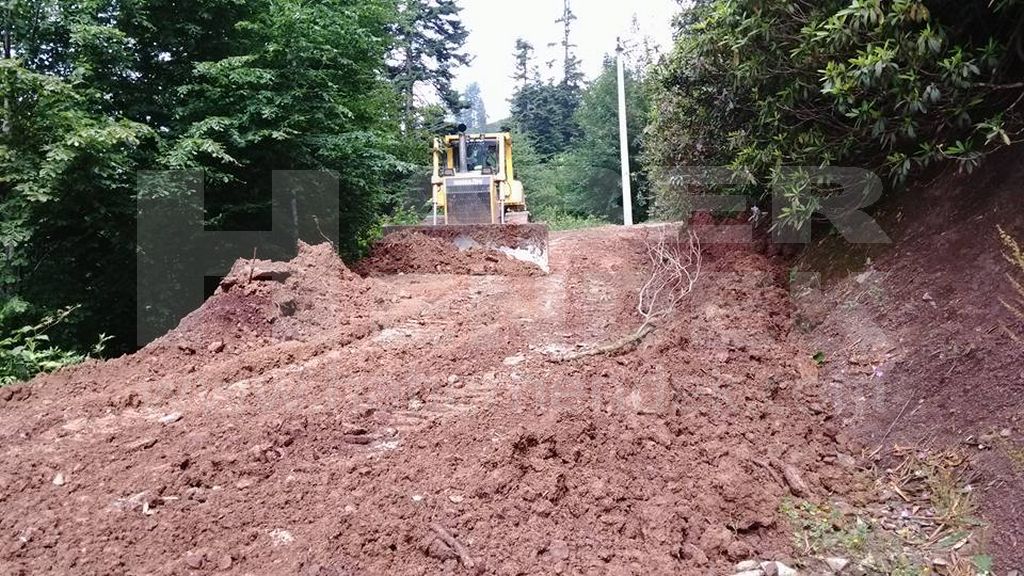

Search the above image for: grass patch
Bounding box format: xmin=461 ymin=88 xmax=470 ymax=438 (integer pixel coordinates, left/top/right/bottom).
xmin=534 ymin=210 xmax=609 ymax=231
xmin=780 ymin=447 xmax=992 ymax=575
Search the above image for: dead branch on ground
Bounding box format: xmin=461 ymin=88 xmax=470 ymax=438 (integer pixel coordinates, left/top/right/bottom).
xmin=428 ymin=522 xmax=475 ymax=569
xmin=554 ymin=228 xmax=701 ymax=361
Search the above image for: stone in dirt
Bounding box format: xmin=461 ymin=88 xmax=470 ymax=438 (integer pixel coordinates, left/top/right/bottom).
xmin=734 ymin=560 xmax=760 ymax=571
xmin=159 ymin=412 xmax=183 ymax=424
xmin=826 ymin=557 xmax=849 ymax=572
xmin=251 ymin=262 xmax=292 ymax=282
xmin=782 ymin=464 xmax=810 ymax=497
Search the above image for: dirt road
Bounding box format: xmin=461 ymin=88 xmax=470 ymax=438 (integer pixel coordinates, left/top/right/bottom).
xmin=0 ymin=227 xmax=852 ymax=575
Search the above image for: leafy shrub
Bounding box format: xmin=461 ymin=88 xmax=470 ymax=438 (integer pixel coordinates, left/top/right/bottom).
xmin=0 ymin=304 xmax=109 ymax=386
xmin=649 ymin=0 xmax=1024 ymax=230
xmin=535 ymin=210 xmax=608 ymax=231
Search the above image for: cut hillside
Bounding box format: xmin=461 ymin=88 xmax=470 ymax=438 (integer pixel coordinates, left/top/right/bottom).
xmin=797 ymin=145 xmax=1024 ymax=569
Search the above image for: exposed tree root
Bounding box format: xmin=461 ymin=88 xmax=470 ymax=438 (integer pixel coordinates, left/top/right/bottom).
xmin=552 ymin=226 xmax=701 ymax=362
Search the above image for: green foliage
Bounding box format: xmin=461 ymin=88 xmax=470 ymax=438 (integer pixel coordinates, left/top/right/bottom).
xmin=648 ymin=0 xmax=1024 ymax=230
xmin=388 ymin=0 xmax=471 ymax=117
xmin=2 ymin=0 xmax=461 ymax=353
xmin=537 ymin=210 xmax=608 ymax=232
xmin=508 ymin=5 xmax=654 ymax=227
xmin=511 ymin=56 xmax=652 ymax=226
xmin=510 ymin=81 xmax=581 ymax=158
xmin=781 ymin=499 xmax=871 ymax=555
xmin=166 ymin=0 xmax=409 ymax=257
xmin=0 ymin=304 xmax=109 ymax=386
xmin=561 ymin=58 xmax=651 ymax=223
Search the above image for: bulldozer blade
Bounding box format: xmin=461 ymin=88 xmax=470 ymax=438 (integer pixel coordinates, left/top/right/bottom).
xmin=381 ymin=224 xmax=550 ymax=272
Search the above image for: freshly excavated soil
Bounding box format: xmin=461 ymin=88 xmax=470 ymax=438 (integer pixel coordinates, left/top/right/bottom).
xmin=0 ymin=227 xmax=855 ymax=575
xmin=355 ymin=230 xmax=543 ymax=277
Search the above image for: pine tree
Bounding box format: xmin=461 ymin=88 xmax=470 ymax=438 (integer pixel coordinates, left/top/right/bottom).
xmin=512 ymin=38 xmax=538 ymax=91
xmin=457 ymin=82 xmax=487 ymax=131
xmin=389 ymin=0 xmax=472 ymax=122
xmin=555 ymin=0 xmax=584 ymax=90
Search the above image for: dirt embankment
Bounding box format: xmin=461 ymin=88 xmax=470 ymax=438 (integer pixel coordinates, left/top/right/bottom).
xmin=0 ymin=226 xmax=860 ymax=575
xmin=797 ymin=145 xmax=1024 ymax=569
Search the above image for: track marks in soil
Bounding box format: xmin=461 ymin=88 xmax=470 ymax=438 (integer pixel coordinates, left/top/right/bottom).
xmin=0 ymin=226 xmax=856 ymax=575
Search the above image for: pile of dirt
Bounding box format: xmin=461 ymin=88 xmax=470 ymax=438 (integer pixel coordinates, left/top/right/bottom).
xmin=146 ymin=241 xmax=386 ymax=361
xmin=0 ymin=226 xmax=860 ymax=575
xmin=355 ymin=230 xmax=543 ymax=277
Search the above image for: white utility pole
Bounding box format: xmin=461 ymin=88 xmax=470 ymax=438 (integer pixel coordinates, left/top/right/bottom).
xmin=616 ymin=38 xmax=634 ymax=227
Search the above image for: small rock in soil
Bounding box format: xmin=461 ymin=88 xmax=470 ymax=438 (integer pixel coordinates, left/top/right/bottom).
xmin=775 ymin=562 xmax=797 ymax=576
xmin=542 ymin=539 xmax=570 ymax=564
xmin=251 ymin=263 xmax=292 ymax=282
xmin=737 ymin=557 xmax=761 ymax=569
xmin=52 ymin=473 xmax=66 ymax=486
xmin=426 ymin=538 xmax=457 ymax=561
xmin=128 ymin=437 xmax=158 ymax=451
xmin=826 ymin=557 xmax=849 ymax=572
xmin=207 ymin=341 xmax=225 ymax=353
xmin=734 ymin=560 xmax=760 ymax=571
xmin=269 ymin=529 xmax=294 ymax=546
xmin=502 ymin=354 xmax=526 ymax=366
xmin=836 ymin=453 xmax=857 ymax=469
xmin=184 ymin=549 xmax=206 ymax=569
xmin=159 ymin=412 xmax=183 ymax=425
xmin=782 ymin=464 xmax=810 ymax=496
xmin=216 ymin=554 xmax=233 ymax=571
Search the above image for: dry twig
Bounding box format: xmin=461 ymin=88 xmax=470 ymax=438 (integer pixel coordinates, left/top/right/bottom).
xmin=554 ymin=227 xmax=702 ymax=361
xmin=428 ymin=523 xmax=475 ymax=569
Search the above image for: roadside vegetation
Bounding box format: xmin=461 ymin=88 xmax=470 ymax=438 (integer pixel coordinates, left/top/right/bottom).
xmin=504 ymin=9 xmax=655 ymax=228
xmin=0 ymin=0 xmax=470 ymax=370
xmin=646 ymin=0 xmax=1024 ymax=230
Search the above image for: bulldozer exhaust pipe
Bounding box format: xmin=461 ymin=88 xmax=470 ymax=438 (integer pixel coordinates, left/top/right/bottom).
xmin=457 ymin=127 xmax=469 ymax=173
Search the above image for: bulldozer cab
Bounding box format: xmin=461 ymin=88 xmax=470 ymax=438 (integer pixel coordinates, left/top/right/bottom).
xmin=430 ymin=130 xmax=527 ymax=226
xmin=451 ymin=139 xmax=499 ymax=174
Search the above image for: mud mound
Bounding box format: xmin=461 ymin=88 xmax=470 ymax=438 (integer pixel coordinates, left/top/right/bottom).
xmin=356 ymin=230 xmax=543 ymax=277
xmin=149 ymin=242 xmax=380 ymax=359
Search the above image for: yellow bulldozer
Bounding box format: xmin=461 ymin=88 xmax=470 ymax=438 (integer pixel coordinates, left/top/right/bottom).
xmin=382 ymin=125 xmax=549 ymax=270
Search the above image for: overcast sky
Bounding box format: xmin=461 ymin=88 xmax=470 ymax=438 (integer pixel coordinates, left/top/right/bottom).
xmin=454 ymin=0 xmax=682 ymax=121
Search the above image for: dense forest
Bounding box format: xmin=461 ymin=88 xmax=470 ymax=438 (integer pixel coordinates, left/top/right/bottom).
xmin=2 ymin=0 xmax=1023 ymax=383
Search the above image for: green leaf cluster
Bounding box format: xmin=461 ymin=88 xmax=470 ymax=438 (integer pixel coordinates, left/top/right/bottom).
xmin=1 ymin=0 xmax=468 ymax=360
xmin=647 ymin=0 xmax=1024 ymax=230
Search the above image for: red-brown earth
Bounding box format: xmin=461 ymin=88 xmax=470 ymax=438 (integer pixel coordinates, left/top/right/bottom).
xmin=0 ymin=227 xmax=860 ymax=575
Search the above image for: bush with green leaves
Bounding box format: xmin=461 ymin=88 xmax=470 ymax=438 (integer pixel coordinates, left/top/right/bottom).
xmin=2 ymin=0 xmax=465 ymax=353
xmin=0 ymin=302 xmax=109 ymax=386
xmin=648 ymin=0 xmax=1024 ymax=229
